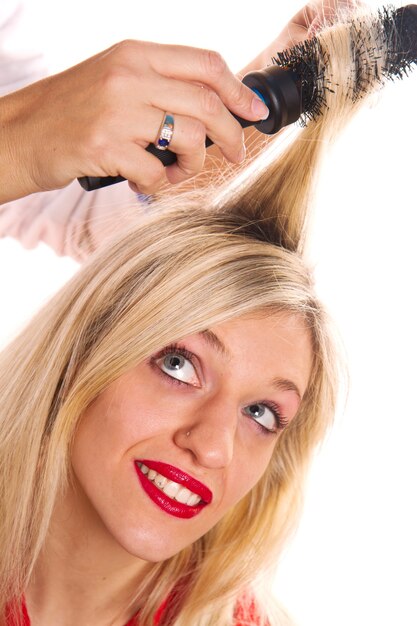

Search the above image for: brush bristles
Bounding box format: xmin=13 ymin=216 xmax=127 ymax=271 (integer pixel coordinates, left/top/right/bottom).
xmin=272 ymin=38 xmax=331 ymax=123
xmin=272 ymin=4 xmax=417 ymax=124
xmin=381 ymin=4 xmax=417 ymax=79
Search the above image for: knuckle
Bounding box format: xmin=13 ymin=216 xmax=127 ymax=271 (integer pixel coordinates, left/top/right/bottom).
xmin=231 ymin=81 xmax=250 ymax=109
xmin=112 ymin=38 xmax=142 ymax=58
xmin=201 ymin=49 xmax=227 ymax=79
xmin=135 ymin=183 xmax=156 ymax=195
xmin=174 ymin=168 xmax=194 ymax=182
xmin=135 ymin=175 xmax=162 ymax=195
xmin=102 ymin=40 xmax=143 ymax=80
xmin=178 ymin=159 xmax=201 ymax=178
xmin=84 ymin=125 xmax=108 ymax=156
xmin=199 ymin=87 xmax=222 ymax=117
xmin=99 ymin=61 xmax=133 ymax=95
xmin=146 ymin=161 xmax=165 ymax=186
xmin=100 ymin=68 xmax=126 ymax=93
xmin=178 ymin=150 xmax=206 ymax=180
xmin=233 ymin=126 xmax=245 ymax=146
xmin=186 ymin=119 xmax=207 ymax=149
xmin=97 ymin=40 xmax=152 ymax=100
xmin=169 ymin=160 xmax=202 ymax=185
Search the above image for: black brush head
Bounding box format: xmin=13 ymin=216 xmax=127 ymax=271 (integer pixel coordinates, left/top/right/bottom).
xmin=381 ymin=4 xmax=417 ymax=78
xmin=271 ymin=4 xmax=417 ymax=123
xmin=271 ymin=37 xmax=328 ymax=124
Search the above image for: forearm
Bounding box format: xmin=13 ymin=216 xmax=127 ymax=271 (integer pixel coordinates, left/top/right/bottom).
xmin=0 ymin=91 xmax=30 ymax=204
xmin=0 ymin=0 xmax=51 ymax=203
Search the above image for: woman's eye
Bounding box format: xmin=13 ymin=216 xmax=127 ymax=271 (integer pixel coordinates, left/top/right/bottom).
xmin=157 ymin=352 xmax=200 ymax=386
xmin=243 ymin=403 xmax=279 ymax=432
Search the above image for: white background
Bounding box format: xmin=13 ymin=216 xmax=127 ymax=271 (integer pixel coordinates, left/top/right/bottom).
xmin=1 ymin=2 xmax=416 ymax=625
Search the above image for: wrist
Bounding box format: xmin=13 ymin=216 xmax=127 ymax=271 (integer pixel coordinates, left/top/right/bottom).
xmin=0 ymin=91 xmax=44 ymax=203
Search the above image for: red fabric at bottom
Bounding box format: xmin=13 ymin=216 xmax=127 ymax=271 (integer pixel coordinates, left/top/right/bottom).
xmin=7 ymin=593 xmax=260 ymax=625
xmin=6 ymin=599 xmax=160 ymax=626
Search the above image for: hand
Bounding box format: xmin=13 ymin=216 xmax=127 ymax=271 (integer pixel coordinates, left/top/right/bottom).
xmin=240 ymin=0 xmax=362 ymax=73
xmin=0 ymin=39 xmax=269 ymax=203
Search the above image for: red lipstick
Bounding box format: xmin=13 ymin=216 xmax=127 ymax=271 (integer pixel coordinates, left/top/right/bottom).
xmin=134 ymin=460 xmax=213 ymax=519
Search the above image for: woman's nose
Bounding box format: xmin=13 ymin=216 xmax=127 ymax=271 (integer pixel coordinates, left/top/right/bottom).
xmin=173 ymin=399 xmax=237 ymax=469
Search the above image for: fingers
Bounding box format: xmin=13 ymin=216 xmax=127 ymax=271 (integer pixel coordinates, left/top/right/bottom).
xmin=111 ymin=40 xmax=270 ymax=175
xmin=104 ymin=104 xmax=207 ymax=187
xmin=139 ymin=73 xmax=247 ymax=165
xmin=31 ymin=39 xmax=272 ymax=193
xmin=123 ymin=41 xmax=270 ymax=125
xmin=113 ymin=143 xmax=169 ymax=196
xmin=79 ymin=40 xmax=268 ymax=190
xmin=294 ymin=1 xmax=362 ymax=39
xmin=305 ymin=0 xmax=364 ymax=36
xmin=157 ymin=115 xmax=207 ymax=185
xmin=102 ymin=109 xmax=207 ymax=193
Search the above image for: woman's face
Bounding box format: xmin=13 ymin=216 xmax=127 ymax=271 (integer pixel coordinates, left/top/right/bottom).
xmin=71 ymin=312 xmax=312 ymax=561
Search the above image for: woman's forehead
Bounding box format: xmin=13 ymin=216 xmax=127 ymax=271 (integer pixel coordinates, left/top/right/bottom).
xmin=179 ymin=312 xmax=313 ymax=399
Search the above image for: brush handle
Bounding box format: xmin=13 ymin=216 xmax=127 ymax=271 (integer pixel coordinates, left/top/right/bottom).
xmin=78 ymin=66 xmax=301 ymax=191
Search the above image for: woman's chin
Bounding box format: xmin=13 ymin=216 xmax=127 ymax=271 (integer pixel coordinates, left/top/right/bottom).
xmin=106 ymin=522 xmax=189 ymax=563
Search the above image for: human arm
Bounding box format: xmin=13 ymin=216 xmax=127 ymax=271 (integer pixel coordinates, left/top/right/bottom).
xmin=0 ymin=2 xmax=143 ymax=259
xmin=1 ymin=0 xmax=359 ymax=205
xmin=0 ymin=0 xmax=359 ymax=261
xmin=0 ymin=39 xmax=270 ymax=205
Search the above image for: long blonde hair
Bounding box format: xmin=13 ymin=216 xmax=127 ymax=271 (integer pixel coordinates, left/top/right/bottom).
xmin=0 ymin=7 xmax=406 ymax=626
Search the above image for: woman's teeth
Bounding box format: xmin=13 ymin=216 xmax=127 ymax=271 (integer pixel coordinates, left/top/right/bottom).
xmin=138 ymin=463 xmax=202 ymax=506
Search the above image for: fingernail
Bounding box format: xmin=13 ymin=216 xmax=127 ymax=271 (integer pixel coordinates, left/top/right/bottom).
xmin=252 ymin=97 xmax=269 ymax=120
xmin=237 ymin=144 xmax=246 ymax=163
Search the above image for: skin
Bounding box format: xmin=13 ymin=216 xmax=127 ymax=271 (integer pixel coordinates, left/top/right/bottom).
xmin=0 ymin=41 xmax=266 ymax=204
xmin=26 ymin=312 xmax=312 ymax=626
xmin=0 ymin=0 xmax=358 ymax=204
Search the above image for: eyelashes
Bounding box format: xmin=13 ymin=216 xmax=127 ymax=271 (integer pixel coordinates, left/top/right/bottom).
xmin=149 ymin=343 xmax=289 ymax=434
xmin=244 ymin=400 xmax=290 ymax=433
xmin=151 ymin=344 xmax=200 ymax=387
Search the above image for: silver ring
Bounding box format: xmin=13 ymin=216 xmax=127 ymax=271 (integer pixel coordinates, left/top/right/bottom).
xmin=155 ymin=113 xmax=174 ymax=151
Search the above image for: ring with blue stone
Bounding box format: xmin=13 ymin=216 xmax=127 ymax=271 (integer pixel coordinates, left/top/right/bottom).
xmin=155 ymin=113 xmax=174 ymax=151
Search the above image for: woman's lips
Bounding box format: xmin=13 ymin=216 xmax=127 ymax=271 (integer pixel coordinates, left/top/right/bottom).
xmin=137 ymin=459 xmax=213 ymax=503
xmin=134 ymin=460 xmax=213 ymax=520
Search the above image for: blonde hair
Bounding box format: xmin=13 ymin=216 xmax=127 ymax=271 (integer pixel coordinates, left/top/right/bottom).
xmin=0 ymin=7 xmax=404 ymax=626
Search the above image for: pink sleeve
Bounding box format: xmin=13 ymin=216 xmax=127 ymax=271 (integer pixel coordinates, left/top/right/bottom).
xmin=0 ymin=180 xmax=145 ymax=261
xmin=0 ymin=3 xmax=147 ymax=263
xmin=0 ymin=2 xmax=49 ymax=96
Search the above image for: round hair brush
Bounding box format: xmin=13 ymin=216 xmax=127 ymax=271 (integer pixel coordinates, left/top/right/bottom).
xmin=78 ymin=4 xmax=417 ymax=191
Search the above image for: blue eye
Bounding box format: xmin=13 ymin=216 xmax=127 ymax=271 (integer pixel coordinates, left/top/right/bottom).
xmin=243 ymin=403 xmax=280 ymax=432
xmin=163 ymin=354 xmax=185 ymax=372
xmin=156 ymin=347 xmax=200 ymax=387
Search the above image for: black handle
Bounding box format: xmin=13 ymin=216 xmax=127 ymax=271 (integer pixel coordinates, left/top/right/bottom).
xmin=78 ymin=66 xmax=301 ymax=191
xmin=78 ymin=144 xmax=178 ymax=190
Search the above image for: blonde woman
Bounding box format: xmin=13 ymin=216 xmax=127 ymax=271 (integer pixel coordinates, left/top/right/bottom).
xmin=0 ymin=187 xmax=335 ymax=626
xmin=1 ymin=3 xmax=412 ymax=625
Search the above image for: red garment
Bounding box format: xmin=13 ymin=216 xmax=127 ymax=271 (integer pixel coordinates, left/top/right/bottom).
xmin=6 ymin=599 xmax=166 ymax=626
xmin=7 ymin=594 xmax=260 ymax=625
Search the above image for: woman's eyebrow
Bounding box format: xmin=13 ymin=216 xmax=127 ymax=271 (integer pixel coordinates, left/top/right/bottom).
xmin=270 ymin=377 xmax=301 ymax=400
xmin=199 ymin=329 xmax=230 ymax=359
